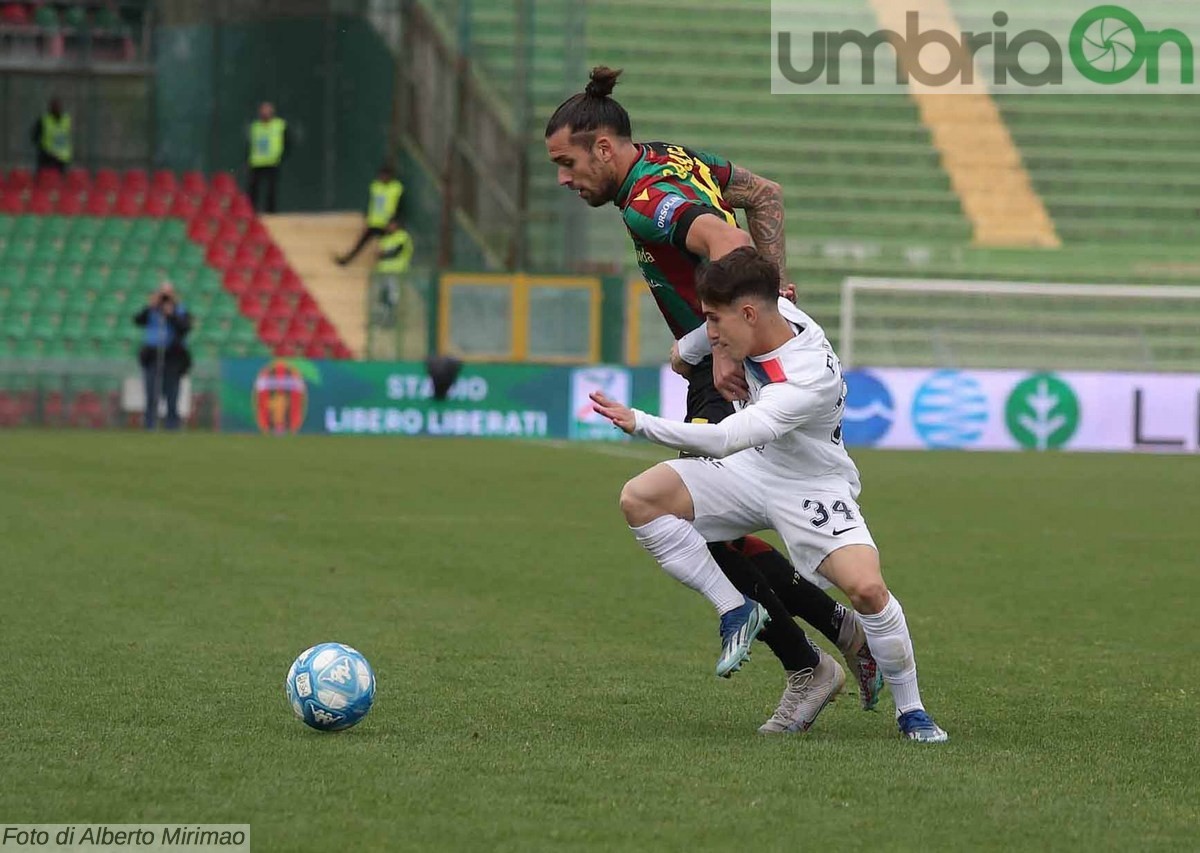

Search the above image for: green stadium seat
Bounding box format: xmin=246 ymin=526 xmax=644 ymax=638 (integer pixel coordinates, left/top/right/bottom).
xmin=5 ymin=240 xmax=35 ymax=263
xmin=99 ymin=219 xmax=132 ymax=241
xmin=128 ymin=218 xmax=163 ymax=243
xmin=0 ymin=215 xmax=14 ymax=237
xmin=9 ymin=291 xmax=40 ymax=313
xmin=40 ymin=292 xmax=68 ymax=313
xmin=58 ymin=242 xmax=92 ymax=266
xmin=52 ymin=267 xmax=83 ymax=291
xmin=41 ymin=216 xmax=72 ymax=242
xmin=72 ymin=218 xmax=104 ymax=240
xmin=119 ymin=242 xmax=151 ymax=266
xmin=12 ymin=217 xmax=43 ymax=239
xmin=0 ymin=265 xmax=25 ymax=289
xmin=91 ymin=239 xmax=123 ymax=265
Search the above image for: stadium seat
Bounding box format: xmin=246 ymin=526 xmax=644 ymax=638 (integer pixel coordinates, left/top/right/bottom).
xmin=5 ymin=168 xmax=32 ymax=192
xmin=198 ymin=193 xmax=226 ymax=220
xmin=168 ymin=194 xmax=196 ymax=219
xmin=121 ymin=169 xmax=149 ymax=195
xmin=84 ymin=192 xmax=113 ymax=216
xmin=35 ymin=169 xmax=63 ymax=191
xmin=93 ymin=169 xmax=120 ymax=194
xmin=113 ymin=193 xmax=141 ymax=217
xmin=205 ymin=242 xmax=233 ymax=270
xmin=210 ymin=172 xmax=238 ymax=197
xmin=180 ymin=171 xmax=207 ymax=198
xmin=65 ymin=168 xmax=91 ymax=193
xmin=28 ymin=190 xmax=54 ymax=215
xmin=151 ymin=170 xmax=178 ymax=195
xmin=186 ymin=216 xmax=215 ymax=244
xmin=57 ymin=192 xmax=85 ymax=216
xmin=0 ymin=191 xmax=22 ymax=215
xmin=227 ymin=194 xmax=254 ymax=220
xmin=142 ymin=193 xmax=169 ymax=218
xmin=223 ymin=268 xmax=252 ymax=296
xmin=0 ymin=3 xmax=30 ymax=25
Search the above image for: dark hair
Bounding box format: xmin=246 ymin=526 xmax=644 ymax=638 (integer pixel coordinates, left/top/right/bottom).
xmin=544 ymin=66 xmax=632 ymax=140
xmin=697 ymin=247 xmax=781 ymax=307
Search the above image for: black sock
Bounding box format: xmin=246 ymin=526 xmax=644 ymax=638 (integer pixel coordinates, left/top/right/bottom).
xmin=733 ymin=537 xmax=845 ymax=646
xmin=708 ymin=542 xmax=820 ymax=671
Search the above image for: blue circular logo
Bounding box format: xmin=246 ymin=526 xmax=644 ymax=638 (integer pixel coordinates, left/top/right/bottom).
xmin=842 ymin=370 xmax=895 ymax=446
xmin=911 ymin=371 xmax=989 ymax=449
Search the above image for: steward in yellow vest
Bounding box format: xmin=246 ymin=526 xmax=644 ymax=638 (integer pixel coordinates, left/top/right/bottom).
xmin=31 ymin=97 xmax=71 ymax=172
xmin=336 ymin=164 xmax=405 ymax=266
xmin=247 ymin=102 xmax=289 ymax=213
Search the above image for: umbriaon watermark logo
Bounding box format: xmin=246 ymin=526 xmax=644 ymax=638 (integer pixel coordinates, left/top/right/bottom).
xmin=771 ymin=3 xmax=1196 ymax=93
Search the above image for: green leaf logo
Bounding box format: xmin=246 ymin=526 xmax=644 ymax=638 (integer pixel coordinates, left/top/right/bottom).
xmin=1005 ymin=373 xmax=1080 ymax=451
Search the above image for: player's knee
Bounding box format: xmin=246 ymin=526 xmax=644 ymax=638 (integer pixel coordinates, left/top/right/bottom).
xmin=846 ymin=579 xmax=890 ymax=615
xmin=618 ymin=478 xmax=655 ymax=526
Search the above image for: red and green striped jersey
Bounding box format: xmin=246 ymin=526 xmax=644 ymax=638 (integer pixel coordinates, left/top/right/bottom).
xmin=615 ymin=142 xmax=738 ymax=339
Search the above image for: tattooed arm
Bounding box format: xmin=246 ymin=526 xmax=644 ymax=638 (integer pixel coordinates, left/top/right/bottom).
xmin=722 ymin=165 xmax=787 ymax=287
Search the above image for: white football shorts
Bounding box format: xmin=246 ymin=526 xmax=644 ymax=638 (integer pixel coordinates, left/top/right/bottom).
xmin=665 ymin=450 xmax=877 ymax=588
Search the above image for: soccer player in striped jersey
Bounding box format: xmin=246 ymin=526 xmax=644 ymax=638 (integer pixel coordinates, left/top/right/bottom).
xmin=591 ymin=248 xmax=948 ymax=742
xmin=545 ymin=67 xmax=882 ymax=733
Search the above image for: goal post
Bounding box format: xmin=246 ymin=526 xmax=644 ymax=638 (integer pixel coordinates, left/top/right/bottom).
xmin=839 ymin=277 xmax=1200 ymax=372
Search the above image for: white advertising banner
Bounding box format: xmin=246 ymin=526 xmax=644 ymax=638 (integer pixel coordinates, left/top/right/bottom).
xmin=659 ymin=365 xmax=1200 ymax=453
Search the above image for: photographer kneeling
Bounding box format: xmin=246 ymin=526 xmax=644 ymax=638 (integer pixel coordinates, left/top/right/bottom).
xmin=133 ymin=283 xmax=193 ymax=431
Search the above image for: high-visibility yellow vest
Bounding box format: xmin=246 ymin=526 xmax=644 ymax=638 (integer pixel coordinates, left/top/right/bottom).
xmin=249 ymin=118 xmax=286 ymax=167
xmin=40 ymin=113 xmax=72 ymax=163
xmin=366 ymin=179 xmax=404 ymax=229
xmin=375 ymin=229 xmax=414 ymax=274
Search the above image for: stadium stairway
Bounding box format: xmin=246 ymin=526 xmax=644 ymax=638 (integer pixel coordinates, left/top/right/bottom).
xmin=0 ymin=167 xmax=353 ymax=364
xmin=260 ymin=213 xmax=369 ymax=358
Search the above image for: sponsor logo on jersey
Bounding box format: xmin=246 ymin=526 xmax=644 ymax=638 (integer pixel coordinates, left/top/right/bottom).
xmin=1005 ymin=373 xmax=1080 ymax=450
xmin=912 ymin=370 xmax=988 ymax=449
xmin=653 ymin=194 xmax=685 ymax=230
xmin=635 ymin=245 xmax=654 ymax=265
xmin=842 ymin=370 xmax=895 ymax=446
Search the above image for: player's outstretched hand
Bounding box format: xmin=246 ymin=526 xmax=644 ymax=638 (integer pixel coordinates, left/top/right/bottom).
xmin=590 ymin=391 xmax=637 ymax=434
xmin=780 ymin=282 xmax=797 ymax=303
xmin=712 ymin=349 xmax=750 ymax=403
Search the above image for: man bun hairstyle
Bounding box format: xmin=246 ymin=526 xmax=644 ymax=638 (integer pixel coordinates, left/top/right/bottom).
xmin=697 ymin=247 xmax=781 ymax=308
xmin=544 ymin=66 xmax=632 ymax=139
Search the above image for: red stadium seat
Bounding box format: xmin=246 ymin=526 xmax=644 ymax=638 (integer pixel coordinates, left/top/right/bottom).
xmin=222 ymin=268 xmax=252 ymax=296
xmin=198 ymin=193 xmax=225 ymax=220
xmin=333 ymin=343 xmax=353 ymax=360
xmin=238 ymin=292 xmax=266 ymax=320
xmin=210 ymin=172 xmax=238 ymax=196
xmin=84 ymin=192 xmax=112 ymax=216
xmin=227 ymin=193 xmax=253 ymax=220
xmin=214 ymin=220 xmax=242 ymax=246
xmin=93 ymin=168 xmax=120 ymax=193
xmin=264 ymin=294 xmax=294 ymax=320
xmin=274 ymin=341 xmax=301 ymax=357
xmin=180 ymin=171 xmax=207 ymax=197
xmin=121 ymin=168 xmax=149 ymax=194
xmin=186 ymin=216 xmax=214 ymax=244
xmin=0 ymin=3 xmax=30 ymax=25
xmin=276 ymin=268 xmax=305 ymax=296
xmin=1 ymin=189 xmax=24 ymax=214
xmin=168 ymin=194 xmax=196 ymax=219
xmin=28 ymin=189 xmax=54 ymax=215
xmin=244 ymin=218 xmax=270 ymax=244
xmin=262 ymin=243 xmax=286 ymax=267
xmin=249 ymin=269 xmax=279 ymax=295
xmin=113 ymin=193 xmax=141 ymax=217
xmin=143 ymin=193 xmax=169 ymax=218
xmin=285 ymin=318 xmax=314 ymax=342
xmin=232 ymin=242 xmax=262 ymax=269
xmin=65 ymin=168 xmax=90 ymax=193
xmin=303 ymin=342 xmax=328 ymax=359
xmin=5 ymin=167 xmax=32 ymax=192
xmin=257 ymin=316 xmax=289 ymax=346
xmin=205 ymin=242 xmax=233 ymax=270
xmin=57 ymin=191 xmax=85 ymax=216
xmin=35 ymin=168 xmax=63 ymax=191
xmin=151 ymin=170 xmax=178 ymax=194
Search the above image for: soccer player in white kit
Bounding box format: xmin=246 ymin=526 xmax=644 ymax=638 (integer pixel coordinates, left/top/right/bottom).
xmin=592 ymin=247 xmax=948 ymax=742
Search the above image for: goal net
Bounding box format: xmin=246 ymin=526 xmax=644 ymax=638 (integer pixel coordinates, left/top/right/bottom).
xmin=839 ymin=278 xmax=1200 ymax=372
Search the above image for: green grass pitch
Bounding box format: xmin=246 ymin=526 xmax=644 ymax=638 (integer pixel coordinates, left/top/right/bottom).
xmin=2 ymin=433 xmax=1198 ymax=851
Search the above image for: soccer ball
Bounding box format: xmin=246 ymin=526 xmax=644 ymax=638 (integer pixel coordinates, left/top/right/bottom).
xmin=285 ymin=642 xmax=376 ymax=732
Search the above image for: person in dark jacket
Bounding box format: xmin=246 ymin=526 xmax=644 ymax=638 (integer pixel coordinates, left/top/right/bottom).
xmin=133 ymin=282 xmax=193 ymax=430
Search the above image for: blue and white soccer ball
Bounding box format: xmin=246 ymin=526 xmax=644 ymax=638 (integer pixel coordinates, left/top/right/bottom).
xmin=285 ymin=642 xmax=376 ymax=732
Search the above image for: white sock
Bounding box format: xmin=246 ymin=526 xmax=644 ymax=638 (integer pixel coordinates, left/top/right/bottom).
xmin=630 ymin=516 xmax=746 ymax=615
xmin=857 ymin=594 xmax=925 ymax=716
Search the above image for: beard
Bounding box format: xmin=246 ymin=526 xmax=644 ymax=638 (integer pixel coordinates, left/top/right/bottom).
xmin=586 ymin=174 xmax=620 ymax=207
